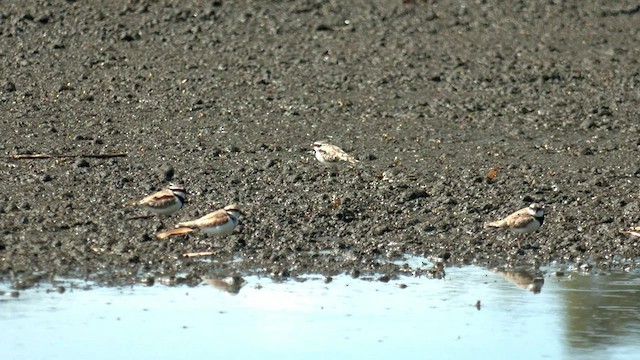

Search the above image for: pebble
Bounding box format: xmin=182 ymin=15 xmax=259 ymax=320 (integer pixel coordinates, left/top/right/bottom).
xmin=74 ymin=159 xmax=90 ymax=168
xmin=580 ymin=118 xmax=595 ymax=130
xmin=2 ymin=81 xmax=16 ymax=92
xmin=162 ymin=165 xmax=175 ymax=182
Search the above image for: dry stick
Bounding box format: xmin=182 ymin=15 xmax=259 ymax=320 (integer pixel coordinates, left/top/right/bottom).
xmin=125 ymin=215 xmax=154 ymax=221
xmin=182 ymin=251 xmax=216 ymax=258
xmin=4 ymin=153 xmax=127 ymax=160
xmin=156 ymin=227 xmax=194 ymax=239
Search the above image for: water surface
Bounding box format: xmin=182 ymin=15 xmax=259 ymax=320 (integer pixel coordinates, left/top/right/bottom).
xmin=2 ymin=264 xmax=639 ymax=360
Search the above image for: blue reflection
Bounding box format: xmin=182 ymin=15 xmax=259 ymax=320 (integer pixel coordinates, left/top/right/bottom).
xmin=1 ymin=266 xmax=639 ymax=360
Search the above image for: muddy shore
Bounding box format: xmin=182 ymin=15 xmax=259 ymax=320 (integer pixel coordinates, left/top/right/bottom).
xmin=1 ymin=0 xmax=639 ymax=288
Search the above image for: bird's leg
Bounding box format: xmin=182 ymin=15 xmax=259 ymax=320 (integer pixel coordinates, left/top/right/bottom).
xmin=156 ymin=216 xmax=167 ymax=231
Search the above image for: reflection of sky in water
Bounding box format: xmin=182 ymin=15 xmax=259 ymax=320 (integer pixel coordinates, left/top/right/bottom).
xmin=1 ymin=265 xmax=639 ymax=360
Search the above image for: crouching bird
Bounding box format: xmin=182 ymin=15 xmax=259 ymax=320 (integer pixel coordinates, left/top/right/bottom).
xmin=156 ymin=204 xmax=243 ymax=239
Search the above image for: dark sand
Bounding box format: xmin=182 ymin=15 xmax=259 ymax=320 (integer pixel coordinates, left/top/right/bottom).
xmin=1 ymin=0 xmax=639 ymax=288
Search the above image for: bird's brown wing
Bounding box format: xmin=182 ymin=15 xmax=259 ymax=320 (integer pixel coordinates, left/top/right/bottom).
xmin=323 ymin=145 xmax=358 ymax=163
xmin=485 ymin=207 xmax=532 ymax=229
xmin=176 ymin=209 xmax=229 ymax=229
xmin=502 ymin=211 xmax=535 ymax=229
xmin=139 ymin=190 xmax=176 ymax=209
xmin=338 ymin=152 xmax=359 ymax=163
xmin=318 ymin=147 xmax=341 ymax=163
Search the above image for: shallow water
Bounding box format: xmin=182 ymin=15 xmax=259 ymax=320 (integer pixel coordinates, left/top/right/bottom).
xmin=1 ymin=263 xmax=639 ymax=360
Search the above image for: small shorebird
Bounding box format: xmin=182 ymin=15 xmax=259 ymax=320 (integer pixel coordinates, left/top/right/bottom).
xmin=484 ymin=203 xmax=545 ymax=233
xmin=125 ymin=184 xmax=187 ymax=217
xmin=156 ymin=204 xmax=243 ymax=239
xmin=620 ymin=227 xmax=640 ymax=237
xmin=312 ymin=141 xmax=359 ymax=166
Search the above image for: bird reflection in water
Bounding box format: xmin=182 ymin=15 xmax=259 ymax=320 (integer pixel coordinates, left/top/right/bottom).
xmin=495 ymin=269 xmax=544 ymax=294
xmin=205 ymin=276 xmax=246 ymax=295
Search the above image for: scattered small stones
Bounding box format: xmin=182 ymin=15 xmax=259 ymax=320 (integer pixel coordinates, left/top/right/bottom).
xmin=0 ymin=0 xmax=638 ymax=288
xmin=161 ymin=165 xmax=175 ymax=182
xmin=142 ymin=277 xmax=155 ymax=287
xmin=2 ymin=81 xmax=16 ymax=92
xmin=74 ymin=159 xmax=90 ymax=168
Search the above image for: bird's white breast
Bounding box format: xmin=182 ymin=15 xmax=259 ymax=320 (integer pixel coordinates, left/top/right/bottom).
xmin=201 ymin=217 xmax=238 ymax=235
xmin=145 ymin=200 xmax=182 ymax=216
xmin=512 ymin=219 xmax=541 ymax=233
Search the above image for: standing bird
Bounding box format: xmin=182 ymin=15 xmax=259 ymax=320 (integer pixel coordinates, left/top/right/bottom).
xmin=125 ymin=184 xmax=187 ymax=217
xmin=484 ymin=203 xmax=545 ymax=233
xmin=312 ymin=141 xmax=359 ymax=166
xmin=156 ymin=204 xmax=243 ymax=239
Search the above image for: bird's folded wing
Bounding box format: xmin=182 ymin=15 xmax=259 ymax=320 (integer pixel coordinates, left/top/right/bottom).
xmin=176 ymin=209 xmax=229 ymax=228
xmin=338 ymin=151 xmax=359 ymax=163
xmin=504 ymin=213 xmax=534 ymax=228
xmin=141 ymin=191 xmax=176 ymax=209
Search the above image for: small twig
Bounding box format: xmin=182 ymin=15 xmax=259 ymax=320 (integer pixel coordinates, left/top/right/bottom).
xmin=7 ymin=154 xmax=52 ymax=159
xmin=4 ymin=153 xmax=127 ymax=160
xmin=182 ymin=251 xmax=216 ymax=258
xmin=125 ymin=215 xmax=153 ymax=221
xmin=156 ymin=227 xmax=194 ymax=239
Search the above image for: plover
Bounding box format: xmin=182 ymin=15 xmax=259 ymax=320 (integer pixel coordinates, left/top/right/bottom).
xmin=125 ymin=184 xmax=187 ymax=217
xmin=156 ymin=204 xmax=243 ymax=239
xmin=620 ymin=227 xmax=640 ymax=237
xmin=312 ymin=141 xmax=359 ymax=165
xmin=484 ymin=203 xmax=545 ymax=233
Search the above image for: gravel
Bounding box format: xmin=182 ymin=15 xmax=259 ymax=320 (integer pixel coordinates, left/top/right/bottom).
xmin=1 ymin=0 xmax=639 ymax=288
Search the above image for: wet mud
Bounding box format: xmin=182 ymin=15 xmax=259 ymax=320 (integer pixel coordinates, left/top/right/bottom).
xmin=1 ymin=0 xmax=639 ymax=288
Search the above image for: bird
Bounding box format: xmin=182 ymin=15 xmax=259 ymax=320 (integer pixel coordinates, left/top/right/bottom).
xmin=620 ymin=226 xmax=640 ymax=237
xmin=125 ymin=184 xmax=187 ymax=217
xmin=484 ymin=203 xmax=545 ymax=233
xmin=311 ymin=141 xmax=359 ymax=166
xmin=156 ymin=204 xmax=243 ymax=239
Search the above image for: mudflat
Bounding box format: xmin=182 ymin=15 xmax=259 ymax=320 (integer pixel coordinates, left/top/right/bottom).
xmin=1 ymin=0 xmax=639 ymax=288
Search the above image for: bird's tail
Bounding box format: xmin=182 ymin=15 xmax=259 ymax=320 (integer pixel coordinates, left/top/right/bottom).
xmin=483 ymin=221 xmax=502 ymax=229
xmin=123 ymin=199 xmax=139 ymax=207
xmin=174 ymin=220 xmax=199 ymax=228
xmin=156 ymin=227 xmax=195 ymax=239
